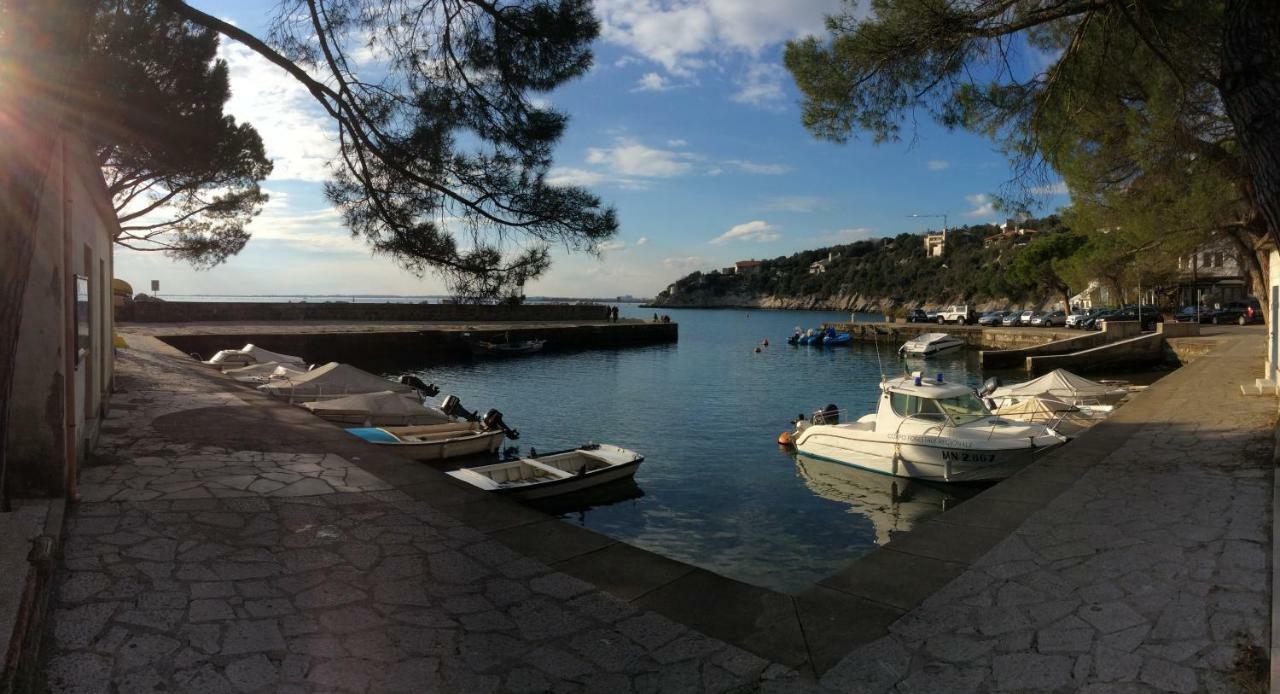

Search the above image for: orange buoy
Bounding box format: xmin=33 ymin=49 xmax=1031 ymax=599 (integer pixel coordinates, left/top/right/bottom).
xmin=777 ymin=431 xmax=793 ymax=446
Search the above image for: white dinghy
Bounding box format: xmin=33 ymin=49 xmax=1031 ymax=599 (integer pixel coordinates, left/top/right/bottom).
xmin=347 ymin=422 xmax=508 ymax=461
xmin=301 ymin=390 xmax=451 ymax=427
xmin=446 ymin=444 xmax=644 ymax=500
xmin=899 ymin=333 xmax=965 ymax=357
xmin=203 ymin=343 xmax=306 ymax=367
xmin=790 ymin=372 xmax=1066 ymax=482
xmin=989 ymin=368 xmax=1129 ymax=408
xmin=258 ymin=362 xmax=415 ymax=402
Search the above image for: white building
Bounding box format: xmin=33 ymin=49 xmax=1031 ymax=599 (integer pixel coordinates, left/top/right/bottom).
xmin=924 ymin=232 xmax=946 ymax=257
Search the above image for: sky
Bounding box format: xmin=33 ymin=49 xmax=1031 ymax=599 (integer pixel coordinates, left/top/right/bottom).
xmin=114 ymin=0 xmax=1069 ymax=299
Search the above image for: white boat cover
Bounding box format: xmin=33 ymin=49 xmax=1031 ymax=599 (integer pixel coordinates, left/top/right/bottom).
xmin=258 ymin=362 xmax=414 ymax=399
xmin=993 ymin=397 xmax=1100 ymax=434
xmin=221 ymin=361 xmax=308 ymax=381
xmin=204 ymin=343 xmax=306 ymax=366
xmin=991 ymin=369 xmax=1127 ymax=405
xmin=300 ymin=390 xmax=450 ymax=424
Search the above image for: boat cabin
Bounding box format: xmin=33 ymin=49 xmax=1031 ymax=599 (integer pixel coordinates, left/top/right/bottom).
xmin=871 ymin=374 xmax=992 ymax=430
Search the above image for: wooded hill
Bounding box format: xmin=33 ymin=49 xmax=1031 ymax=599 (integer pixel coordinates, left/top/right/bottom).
xmin=652 ymin=217 xmax=1070 ymax=311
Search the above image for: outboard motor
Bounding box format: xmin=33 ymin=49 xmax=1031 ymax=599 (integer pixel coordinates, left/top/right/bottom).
xmin=440 ymin=394 xmax=478 ymax=421
xmin=978 ymin=376 xmax=1002 ymax=398
xmin=481 ymin=409 xmax=520 ymax=440
xmin=399 ymin=374 xmax=440 ymax=397
xmin=814 ymin=403 xmax=840 ymax=425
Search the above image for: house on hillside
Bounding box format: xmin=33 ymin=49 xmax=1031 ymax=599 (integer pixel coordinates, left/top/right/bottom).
xmin=984 ymin=220 xmax=1042 ymax=247
xmin=1174 ymin=236 xmax=1248 ymax=307
xmin=735 ymin=260 xmax=763 ymax=274
xmin=1069 ymin=280 xmax=1114 ymax=311
xmin=923 ymin=232 xmax=946 ymax=257
xmin=809 ymin=251 xmax=840 ymax=274
xmin=721 ymin=266 xmax=735 ymax=275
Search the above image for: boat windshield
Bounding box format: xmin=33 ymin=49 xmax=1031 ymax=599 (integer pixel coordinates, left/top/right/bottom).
xmin=934 ymin=393 xmax=992 ymax=425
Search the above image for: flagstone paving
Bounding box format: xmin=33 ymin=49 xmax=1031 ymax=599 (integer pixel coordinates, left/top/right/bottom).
xmin=818 ymin=335 xmax=1275 ymax=693
xmin=40 ymin=348 xmax=797 ymax=693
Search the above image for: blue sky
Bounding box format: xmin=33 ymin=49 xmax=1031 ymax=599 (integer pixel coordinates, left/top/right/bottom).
xmin=115 ymin=0 xmax=1068 ymax=298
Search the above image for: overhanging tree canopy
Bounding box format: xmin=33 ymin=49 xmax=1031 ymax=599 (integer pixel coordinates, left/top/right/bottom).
xmin=785 ymin=0 xmax=1280 ymax=304
xmin=154 ymin=0 xmax=618 ymax=297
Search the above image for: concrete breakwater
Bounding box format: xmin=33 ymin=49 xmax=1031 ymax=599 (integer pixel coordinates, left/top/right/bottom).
xmin=129 ymin=320 xmax=678 ymax=366
xmin=824 ymin=322 xmax=1070 ymax=350
xmin=117 ymin=300 xmax=609 ymax=323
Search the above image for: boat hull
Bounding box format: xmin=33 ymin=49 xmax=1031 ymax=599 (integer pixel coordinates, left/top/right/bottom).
xmin=363 ymin=429 xmax=505 ymax=461
xmin=794 ymin=428 xmax=1060 ymax=482
xmin=501 ymin=459 xmax=641 ymax=500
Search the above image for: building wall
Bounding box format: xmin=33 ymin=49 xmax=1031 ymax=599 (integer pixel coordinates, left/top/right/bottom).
xmin=1266 ymin=249 xmax=1280 ymax=383
xmin=5 ymin=134 xmax=115 ymax=496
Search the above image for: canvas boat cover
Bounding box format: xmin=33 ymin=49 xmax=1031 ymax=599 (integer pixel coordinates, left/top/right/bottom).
xmin=221 ymin=361 xmax=308 ymax=381
xmin=258 ymin=362 xmax=413 ymax=398
xmin=205 ymin=343 xmax=306 ymax=366
xmin=994 ymin=396 xmax=1101 ymax=436
xmin=300 ymin=390 xmax=450 ymax=423
xmin=991 ymin=369 xmax=1127 ymax=405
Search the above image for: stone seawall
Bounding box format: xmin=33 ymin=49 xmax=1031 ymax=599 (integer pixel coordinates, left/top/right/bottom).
xmin=152 ymin=322 xmax=677 ymax=369
xmin=825 ymin=322 xmax=1071 ymax=350
xmin=118 ymin=301 xmax=609 ymax=323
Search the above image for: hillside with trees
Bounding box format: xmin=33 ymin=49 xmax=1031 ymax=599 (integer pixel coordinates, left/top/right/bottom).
xmin=652 ymin=217 xmax=1082 ymax=311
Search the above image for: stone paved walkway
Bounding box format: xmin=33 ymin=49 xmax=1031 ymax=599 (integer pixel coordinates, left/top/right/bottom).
xmin=818 ymin=335 xmax=1275 ymax=692
xmin=40 ymin=348 xmax=794 ymax=693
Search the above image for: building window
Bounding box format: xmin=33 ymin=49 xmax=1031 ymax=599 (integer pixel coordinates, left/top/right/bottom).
xmin=1214 ymin=252 xmax=1224 ymax=268
xmin=1202 ymin=252 xmax=1212 ymax=267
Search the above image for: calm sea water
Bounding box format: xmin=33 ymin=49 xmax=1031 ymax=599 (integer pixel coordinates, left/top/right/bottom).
xmin=390 ymin=305 xmax=1005 ymax=594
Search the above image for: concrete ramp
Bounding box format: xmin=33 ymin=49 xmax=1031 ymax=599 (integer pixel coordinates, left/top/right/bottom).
xmin=1025 ymin=332 xmax=1166 ymax=375
xmin=979 ymin=321 xmax=1142 ymax=369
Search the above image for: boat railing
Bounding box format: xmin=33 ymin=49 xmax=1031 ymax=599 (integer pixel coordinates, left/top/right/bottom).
xmin=809 ymin=408 xmax=853 ymax=425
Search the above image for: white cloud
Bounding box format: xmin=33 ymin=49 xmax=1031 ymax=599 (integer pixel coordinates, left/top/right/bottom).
xmin=667 ymin=139 xmax=688 ymax=147
xmin=220 ymin=43 xmax=334 ymax=183
xmin=731 ymin=62 xmax=788 ymax=108
xmin=761 ymin=195 xmax=825 ymax=213
xmin=1031 ymin=180 xmax=1070 ymax=195
xmin=598 ymin=239 xmax=627 ymax=252
xmin=546 ymin=167 xmax=608 ymax=187
xmin=711 ymin=220 xmax=781 ymax=245
xmin=965 ymin=193 xmax=996 ymax=218
xmin=586 ymin=138 xmax=699 ymax=178
xmin=636 ymin=236 xmax=649 ymax=245
xmin=662 ymin=256 xmax=706 ymax=272
xmin=927 ymin=160 xmax=950 ymax=171
xmin=596 ymin=0 xmax=844 ymax=75
xmin=247 ymin=206 xmax=366 ymax=254
xmin=634 ymin=72 xmax=673 ymax=92
xmin=726 ymin=159 xmax=791 ymax=175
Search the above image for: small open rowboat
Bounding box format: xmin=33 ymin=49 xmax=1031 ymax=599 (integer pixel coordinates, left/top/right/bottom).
xmin=346 ymin=422 xmax=506 ymax=461
xmin=446 ymin=444 xmax=643 ymax=499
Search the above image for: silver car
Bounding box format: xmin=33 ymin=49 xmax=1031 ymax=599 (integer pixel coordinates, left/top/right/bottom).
xmin=1000 ymin=312 xmax=1021 ymax=327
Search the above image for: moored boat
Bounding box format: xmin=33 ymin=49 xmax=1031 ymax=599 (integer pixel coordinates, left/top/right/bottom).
xmin=789 ymin=372 xmax=1066 ymax=482
xmin=203 ymin=343 xmax=306 ymax=367
xmin=467 ymin=334 xmax=547 ymax=357
xmin=899 ymin=333 xmax=964 ymax=357
xmin=302 ymin=390 xmax=452 ymax=427
xmin=346 ymin=422 xmax=507 ymax=461
xmin=988 ymin=368 xmax=1130 ymax=407
xmin=446 ymin=444 xmax=644 ymax=499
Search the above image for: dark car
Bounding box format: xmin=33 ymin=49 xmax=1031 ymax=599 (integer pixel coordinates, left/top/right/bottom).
xmin=977 ymin=310 xmax=1008 ymax=326
xmin=905 ymin=308 xmax=930 ymax=323
xmin=1206 ymin=299 xmax=1262 ymax=325
xmin=1098 ymin=305 xmax=1164 ymax=331
xmin=1081 ymin=309 xmax=1116 ymax=330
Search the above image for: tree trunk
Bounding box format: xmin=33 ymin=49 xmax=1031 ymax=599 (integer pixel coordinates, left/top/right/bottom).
xmin=1225 ymin=226 xmax=1270 ymax=320
xmin=1221 ymin=0 xmax=1280 ymax=251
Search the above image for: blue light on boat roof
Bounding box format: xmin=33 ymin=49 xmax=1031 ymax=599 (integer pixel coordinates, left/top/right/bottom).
xmin=936 ymin=373 xmax=944 ymax=383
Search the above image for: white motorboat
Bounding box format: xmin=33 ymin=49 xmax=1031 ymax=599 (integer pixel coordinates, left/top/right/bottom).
xmin=258 ymin=362 xmax=417 ymax=402
xmin=346 ymin=422 xmax=507 ymax=461
xmin=988 ymin=368 xmax=1130 ymax=408
xmin=221 ymin=361 xmax=309 ymax=382
xmin=446 ymin=444 xmax=643 ymax=499
xmin=203 ymin=343 xmax=306 ymax=367
xmin=301 ymin=390 xmax=452 ymax=427
xmin=790 ymin=372 xmax=1066 ymax=482
xmin=899 ymin=333 xmax=965 ymax=357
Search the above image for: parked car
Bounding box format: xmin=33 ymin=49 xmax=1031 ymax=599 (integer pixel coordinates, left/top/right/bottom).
xmin=936 ymin=305 xmax=977 ymax=325
xmin=1081 ymin=309 xmax=1117 ymax=330
xmin=1100 ymin=305 xmax=1164 ymax=331
xmin=924 ymin=309 xmax=939 ymax=322
xmin=905 ymin=308 xmax=930 ymax=323
xmin=1206 ymin=299 xmax=1262 ymax=325
xmin=1173 ymin=306 xmax=1209 ymax=323
xmin=1066 ymin=308 xmax=1109 ymax=329
xmin=1031 ymin=310 xmax=1067 ymax=327
xmin=1000 ymin=311 xmax=1022 ymax=327
xmin=977 ymin=310 xmax=1009 ymax=326
xmin=1017 ymin=309 xmax=1037 ymax=326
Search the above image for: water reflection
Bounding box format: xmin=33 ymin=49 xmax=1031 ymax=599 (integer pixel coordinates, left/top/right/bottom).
xmin=791 ymin=453 xmax=987 ymax=546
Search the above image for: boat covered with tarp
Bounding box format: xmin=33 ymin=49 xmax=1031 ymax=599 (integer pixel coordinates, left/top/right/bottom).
xmin=301 ymin=390 xmax=451 ymax=427
xmin=258 ymin=362 xmax=415 ymax=401
xmin=221 ymin=361 xmax=309 ymax=382
xmin=989 ymin=368 xmax=1129 ymax=407
xmin=203 ymin=343 xmax=306 ymax=367
xmin=991 ymin=396 xmax=1108 ymax=438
